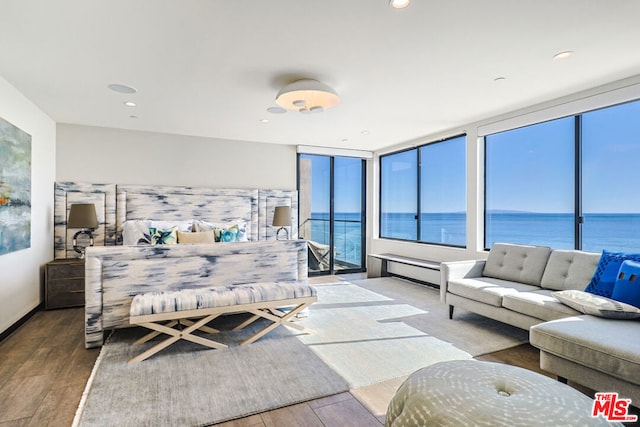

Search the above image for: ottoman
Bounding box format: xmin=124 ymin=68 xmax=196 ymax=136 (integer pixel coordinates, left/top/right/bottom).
xmin=385 ymin=360 xmax=621 ymax=427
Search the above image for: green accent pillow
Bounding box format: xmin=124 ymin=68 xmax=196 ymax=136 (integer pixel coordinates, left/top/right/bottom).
xmin=149 ymin=227 xmax=178 ymax=245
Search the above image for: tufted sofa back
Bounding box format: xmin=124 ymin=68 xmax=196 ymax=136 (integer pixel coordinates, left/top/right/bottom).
xmin=483 ymin=242 xmax=552 ymax=286
xmin=540 ymin=249 xmax=601 ymax=291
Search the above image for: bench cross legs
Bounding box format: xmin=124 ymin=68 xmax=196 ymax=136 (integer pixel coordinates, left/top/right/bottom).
xmin=129 ymin=313 xmax=228 ymax=363
xmin=234 ymin=301 xmax=315 ymax=345
xmin=128 ymin=295 xmax=317 ymax=363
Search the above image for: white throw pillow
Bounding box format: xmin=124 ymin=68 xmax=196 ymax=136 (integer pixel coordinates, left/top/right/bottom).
xmin=552 ymin=290 xmax=640 ymax=319
xmin=122 ymin=220 xmax=151 ymax=245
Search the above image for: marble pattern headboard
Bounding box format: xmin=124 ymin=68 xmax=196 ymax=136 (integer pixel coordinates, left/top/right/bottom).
xmin=116 ymin=185 xmax=259 ymax=242
xmin=54 ymin=182 xmax=297 ymax=259
xmin=54 ymin=182 xmax=117 ymax=260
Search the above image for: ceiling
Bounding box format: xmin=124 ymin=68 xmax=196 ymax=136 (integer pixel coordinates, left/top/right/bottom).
xmin=1 ymin=1 xmax=639 ymax=152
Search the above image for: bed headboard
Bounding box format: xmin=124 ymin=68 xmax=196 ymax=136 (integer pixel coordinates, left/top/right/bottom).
xmin=54 ymin=182 xmax=117 ymax=259
xmin=116 ymin=185 xmax=259 ymax=242
xmin=54 ymin=182 xmax=297 ymax=259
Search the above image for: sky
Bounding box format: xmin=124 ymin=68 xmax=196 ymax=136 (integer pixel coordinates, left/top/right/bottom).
xmin=488 ymin=100 xmax=640 ymax=214
xmin=301 ymin=154 xmax=363 ymax=214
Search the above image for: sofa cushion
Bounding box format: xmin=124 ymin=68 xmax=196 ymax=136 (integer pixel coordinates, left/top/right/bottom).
xmin=552 ymin=290 xmax=640 ymax=320
xmin=482 ymin=243 xmax=551 ymax=286
xmin=501 ymin=290 xmax=581 ymax=322
xmin=540 ymin=250 xmax=600 ymax=291
xmin=530 ymin=315 xmax=640 ymax=386
xmin=447 ymin=277 xmax=541 ymax=307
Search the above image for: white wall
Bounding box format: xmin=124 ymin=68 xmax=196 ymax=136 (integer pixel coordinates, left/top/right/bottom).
xmin=370 ymin=74 xmax=640 ymax=268
xmin=56 ymin=124 xmax=297 ymax=189
xmin=0 ymin=76 xmax=56 ymax=335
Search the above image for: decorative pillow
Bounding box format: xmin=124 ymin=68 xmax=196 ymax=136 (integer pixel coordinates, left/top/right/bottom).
xmin=220 ymin=226 xmax=237 ymax=242
xmin=552 ymin=290 xmax=640 ymax=319
xmin=584 ymin=250 xmax=640 ymax=297
xmin=176 ymin=230 xmax=215 ymax=244
xmin=149 ymin=227 xmax=178 ymax=245
xmin=193 ymin=220 xmax=249 ymax=242
xmin=611 ymin=260 xmax=640 ymax=308
xmin=193 ymin=220 xmax=220 ymax=232
xmin=149 ymin=220 xmax=193 ymax=233
xmin=235 ymin=221 xmax=249 ymax=242
xmin=122 ymin=220 xmax=151 ymax=245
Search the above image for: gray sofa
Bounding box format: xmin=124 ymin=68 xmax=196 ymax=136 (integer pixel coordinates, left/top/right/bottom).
xmin=440 ymin=242 xmax=640 ymax=404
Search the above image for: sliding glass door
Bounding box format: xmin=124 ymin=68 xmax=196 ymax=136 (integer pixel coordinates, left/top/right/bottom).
xmin=298 ymin=154 xmax=365 ymax=275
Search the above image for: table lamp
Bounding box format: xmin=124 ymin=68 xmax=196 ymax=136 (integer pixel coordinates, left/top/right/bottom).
xmin=67 ymin=203 xmax=98 ymax=257
xmin=272 ymin=206 xmax=292 ymax=240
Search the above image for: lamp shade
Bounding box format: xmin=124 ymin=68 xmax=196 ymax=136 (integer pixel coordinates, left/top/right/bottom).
xmin=272 ymin=206 xmax=292 ymax=227
xmin=275 ymin=79 xmax=340 ymax=113
xmin=67 ymin=203 xmax=99 ymax=229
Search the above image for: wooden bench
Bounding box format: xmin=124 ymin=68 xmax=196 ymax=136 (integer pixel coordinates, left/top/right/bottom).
xmin=128 ymin=282 xmax=317 ymax=363
xmin=367 ymin=253 xmax=441 ymax=286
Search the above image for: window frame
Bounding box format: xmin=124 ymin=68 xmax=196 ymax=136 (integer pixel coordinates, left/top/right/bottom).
xmin=483 ymin=98 xmax=640 ymax=252
xmin=379 ymin=134 xmax=467 ymax=248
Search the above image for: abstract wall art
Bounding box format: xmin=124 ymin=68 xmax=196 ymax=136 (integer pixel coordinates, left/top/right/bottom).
xmin=0 ymin=116 xmax=31 ymax=255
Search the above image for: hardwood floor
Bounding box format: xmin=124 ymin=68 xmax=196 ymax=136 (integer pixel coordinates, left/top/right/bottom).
xmin=0 ymin=307 xmax=100 ymax=426
xmin=0 ymin=274 xmax=598 ymax=427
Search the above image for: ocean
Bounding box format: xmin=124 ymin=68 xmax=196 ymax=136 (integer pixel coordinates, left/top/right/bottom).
xmin=383 ymin=212 xmax=640 ymax=253
xmin=307 ymin=212 xmax=640 ymax=267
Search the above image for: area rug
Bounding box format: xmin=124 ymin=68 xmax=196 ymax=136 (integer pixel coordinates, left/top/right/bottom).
xmin=295 ymin=277 xmax=529 ymax=389
xmin=73 ymin=317 xmax=349 ymax=427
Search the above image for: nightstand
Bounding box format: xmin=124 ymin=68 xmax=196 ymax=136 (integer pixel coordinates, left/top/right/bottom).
xmin=45 ymin=259 xmax=85 ymax=309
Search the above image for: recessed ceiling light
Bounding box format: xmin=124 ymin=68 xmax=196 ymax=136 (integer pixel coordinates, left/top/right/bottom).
xmin=342 ymin=138 xmax=349 ymax=142
xmin=390 ymin=0 xmax=410 ymax=8
xmin=108 ymin=83 xmax=137 ymax=94
xmin=260 ymin=119 xmax=269 ymax=123
xmin=553 ymin=51 xmax=574 ymax=60
xmin=129 ymin=115 xmax=138 ymax=119
xmin=493 ymin=76 xmax=507 ymax=83
xmin=124 ymin=101 xmax=136 ymax=107
xmin=266 ymin=106 xmax=286 ymax=114
xmin=361 ymin=130 xmax=370 ymax=135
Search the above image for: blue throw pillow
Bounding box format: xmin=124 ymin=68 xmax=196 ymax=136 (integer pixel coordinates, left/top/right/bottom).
xmin=612 ymin=260 xmax=640 ymax=308
xmin=585 ymin=250 xmax=640 ymax=298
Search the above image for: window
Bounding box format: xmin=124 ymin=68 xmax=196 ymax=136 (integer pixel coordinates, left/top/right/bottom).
xmin=484 ymin=99 xmax=640 ymax=252
xmin=485 ymin=117 xmax=575 ymax=249
xmin=380 ymin=149 xmax=418 ymax=240
xmin=380 ymin=135 xmax=467 ymax=247
xmin=582 ymin=101 xmax=640 ymax=253
xmin=298 ymin=154 xmax=366 ymax=274
xmin=420 ymin=136 xmax=466 ymax=246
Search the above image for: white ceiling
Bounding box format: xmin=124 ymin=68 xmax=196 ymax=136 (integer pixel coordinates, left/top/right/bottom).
xmin=1 ymin=1 xmax=639 ymax=151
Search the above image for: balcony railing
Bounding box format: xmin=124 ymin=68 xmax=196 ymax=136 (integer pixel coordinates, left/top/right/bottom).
xmin=299 ymin=217 xmax=362 ymax=271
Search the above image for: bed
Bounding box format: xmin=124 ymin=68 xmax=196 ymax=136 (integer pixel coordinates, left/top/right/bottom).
xmin=53 ymin=182 xmax=306 ymax=348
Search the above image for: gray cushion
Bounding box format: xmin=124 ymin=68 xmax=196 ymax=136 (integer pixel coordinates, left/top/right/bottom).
xmin=502 ymin=290 xmax=581 ymax=322
xmin=540 ymin=250 xmax=601 ymax=291
xmin=483 ymin=243 xmax=551 ymax=286
xmin=130 ymin=281 xmax=316 ymax=315
xmin=552 ymin=290 xmax=640 ymax=319
xmin=530 ymin=315 xmax=640 ymax=385
xmin=447 ymin=277 xmax=540 ymax=307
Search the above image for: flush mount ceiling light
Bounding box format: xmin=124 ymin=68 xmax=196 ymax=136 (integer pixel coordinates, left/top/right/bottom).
xmin=275 ymin=79 xmax=340 ymax=113
xmin=108 ymin=83 xmax=137 ymax=94
xmin=553 ymin=50 xmax=574 ymax=60
xmin=390 ymin=0 xmax=410 ymax=9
